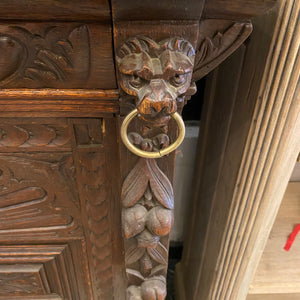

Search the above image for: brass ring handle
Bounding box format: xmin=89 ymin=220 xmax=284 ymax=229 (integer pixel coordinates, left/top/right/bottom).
xmin=121 ymin=109 xmax=185 ymax=158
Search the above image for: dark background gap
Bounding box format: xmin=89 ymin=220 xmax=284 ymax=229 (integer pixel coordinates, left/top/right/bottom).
xmin=166 ymin=77 xmax=206 ymax=299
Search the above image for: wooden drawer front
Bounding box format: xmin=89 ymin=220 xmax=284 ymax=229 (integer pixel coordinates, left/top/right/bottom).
xmin=0 ymin=23 xmax=116 ymax=89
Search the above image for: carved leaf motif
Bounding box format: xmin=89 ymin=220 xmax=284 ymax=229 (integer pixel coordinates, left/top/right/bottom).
xmin=0 ymin=125 xmax=29 ymax=146
xmin=122 ymin=159 xmax=149 ymax=208
xmin=147 ymin=242 xmax=168 ymax=265
xmin=126 ymin=269 xmax=145 ymax=286
xmin=126 ymin=239 xmax=146 ymax=265
xmin=0 ymin=24 xmax=91 ymax=88
xmin=25 ymin=25 xmax=90 ymax=85
xmin=136 ymin=229 xmax=159 ymax=248
xmin=193 ymin=21 xmax=252 ymax=81
xmin=0 ymin=124 xmax=71 ymax=148
xmin=122 ymin=159 xmax=173 ymax=210
xmin=195 ymin=37 xmax=216 ymax=67
xmin=19 ymin=125 xmax=56 ymax=146
xmin=0 ymin=186 xmax=46 ymax=209
xmin=150 ymin=265 xmax=166 ymax=277
xmin=147 ymin=159 xmax=174 ymax=209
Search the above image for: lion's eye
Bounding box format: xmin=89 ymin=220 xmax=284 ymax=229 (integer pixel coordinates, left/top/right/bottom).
xmin=129 ymin=75 xmax=144 ymax=89
xmin=170 ymin=74 xmax=187 ymax=86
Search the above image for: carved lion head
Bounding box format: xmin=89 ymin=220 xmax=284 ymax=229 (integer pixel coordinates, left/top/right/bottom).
xmin=117 ymin=36 xmax=196 ymax=120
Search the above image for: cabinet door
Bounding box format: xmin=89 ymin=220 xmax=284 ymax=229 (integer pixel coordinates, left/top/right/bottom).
xmin=0 ymin=117 xmax=123 ymax=299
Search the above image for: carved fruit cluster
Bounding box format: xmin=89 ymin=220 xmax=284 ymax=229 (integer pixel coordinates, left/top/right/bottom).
xmin=122 ymin=158 xmax=174 ymax=300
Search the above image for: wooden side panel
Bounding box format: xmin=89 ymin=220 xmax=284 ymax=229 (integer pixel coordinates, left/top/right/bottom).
xmin=247 ymin=295 xmax=300 ymax=300
xmin=177 ymin=1 xmax=300 ymax=300
xmin=249 ymin=183 xmax=300 ymax=294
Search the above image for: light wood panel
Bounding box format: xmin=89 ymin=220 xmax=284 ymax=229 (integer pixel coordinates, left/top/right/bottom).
xmin=247 ymin=294 xmax=300 ymax=300
xmin=249 ymin=183 xmax=300 ymax=294
xmin=176 ymin=0 xmax=300 ymax=299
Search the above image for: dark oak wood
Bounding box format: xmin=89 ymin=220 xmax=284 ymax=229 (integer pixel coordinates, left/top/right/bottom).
xmin=0 ymin=0 xmax=278 ymax=299
xmin=203 ymin=0 xmax=277 ymax=20
xmin=111 ymin=0 xmax=205 ymax=21
xmin=0 ymin=0 xmax=111 ymax=21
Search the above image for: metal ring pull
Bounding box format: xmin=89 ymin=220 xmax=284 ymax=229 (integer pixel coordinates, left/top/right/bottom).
xmin=121 ymin=109 xmax=185 ymax=158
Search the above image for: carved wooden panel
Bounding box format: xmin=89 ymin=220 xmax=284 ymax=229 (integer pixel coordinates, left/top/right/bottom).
xmin=72 ymin=117 xmax=123 ymax=299
xmin=0 ymin=153 xmax=82 ymax=240
xmin=0 ymin=117 xmax=122 ymax=299
xmin=0 ymin=23 xmax=116 ymax=88
xmin=0 ymin=243 xmax=91 ymax=299
xmin=0 ymin=118 xmax=72 ymax=151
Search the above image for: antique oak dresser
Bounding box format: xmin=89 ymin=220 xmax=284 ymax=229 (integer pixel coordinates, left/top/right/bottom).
xmin=0 ymin=0 xmax=276 ymax=299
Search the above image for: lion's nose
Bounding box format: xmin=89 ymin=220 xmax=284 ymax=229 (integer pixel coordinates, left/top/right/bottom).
xmin=150 ymin=79 xmax=166 ymax=102
xmin=137 ymin=79 xmax=177 ymax=115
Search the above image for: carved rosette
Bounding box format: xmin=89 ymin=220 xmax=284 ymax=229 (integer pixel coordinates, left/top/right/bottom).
xmin=117 ymin=36 xmax=196 ymax=299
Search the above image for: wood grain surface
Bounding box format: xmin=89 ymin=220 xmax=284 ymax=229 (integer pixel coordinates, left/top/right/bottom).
xmin=249 ymin=183 xmax=300 ymax=294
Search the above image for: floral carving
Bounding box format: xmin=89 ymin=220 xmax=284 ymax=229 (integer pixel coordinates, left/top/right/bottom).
xmin=0 ymin=24 xmax=90 ymax=88
xmin=122 ymin=159 xmax=174 ymax=299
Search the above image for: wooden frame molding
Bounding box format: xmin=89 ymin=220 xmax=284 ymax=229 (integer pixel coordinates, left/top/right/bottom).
xmin=176 ymin=1 xmax=300 ymax=299
xmin=0 ymin=89 xmax=119 ymax=117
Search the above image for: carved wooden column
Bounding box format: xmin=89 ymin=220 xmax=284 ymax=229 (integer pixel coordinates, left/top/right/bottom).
xmin=113 ymin=15 xmax=255 ymax=300
xmin=116 ymin=36 xmax=197 ymax=299
xmin=111 ymin=1 xmax=277 ymax=299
